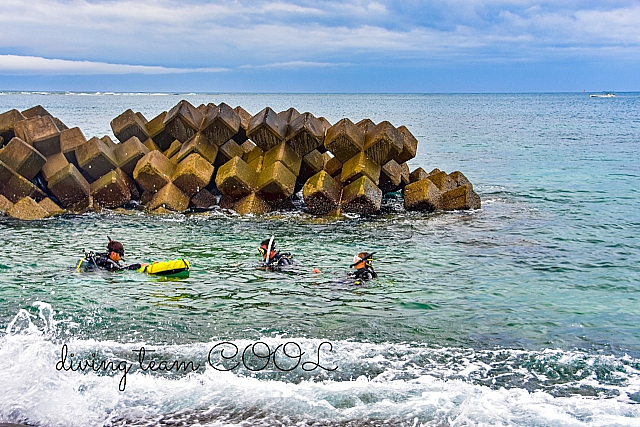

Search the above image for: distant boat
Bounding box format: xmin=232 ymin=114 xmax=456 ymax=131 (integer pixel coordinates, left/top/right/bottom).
xmin=590 ymin=92 xmax=615 ymax=98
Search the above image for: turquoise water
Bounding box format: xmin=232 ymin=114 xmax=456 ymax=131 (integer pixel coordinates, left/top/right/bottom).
xmin=0 ymin=92 xmax=639 ymax=426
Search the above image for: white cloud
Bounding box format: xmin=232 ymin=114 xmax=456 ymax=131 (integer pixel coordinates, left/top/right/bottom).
xmin=240 ymin=61 xmax=345 ymax=69
xmin=0 ymin=55 xmax=228 ymax=75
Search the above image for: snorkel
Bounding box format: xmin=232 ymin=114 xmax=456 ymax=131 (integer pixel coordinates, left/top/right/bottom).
xmin=264 ymin=235 xmax=274 ymax=266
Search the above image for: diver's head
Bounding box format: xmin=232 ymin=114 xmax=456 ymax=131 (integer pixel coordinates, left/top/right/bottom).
xmin=352 ymin=252 xmax=375 ymax=270
xmin=107 ymin=237 xmax=124 ymax=261
xmin=259 ymin=237 xmax=276 ymax=260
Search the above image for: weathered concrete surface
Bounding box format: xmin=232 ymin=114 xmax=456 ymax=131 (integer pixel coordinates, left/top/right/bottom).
xmin=163 ymin=139 xmax=182 ymax=160
xmin=164 ymin=100 xmax=204 ymax=143
xmin=60 ymin=127 xmax=87 ymax=166
xmin=303 ymin=170 xmax=342 ymax=215
xmin=0 ymin=161 xmax=45 ymax=203
xmin=399 ymin=162 xmax=410 ymax=187
xmin=90 ymin=169 xmax=131 ymax=208
xmin=201 ymin=102 xmax=241 ymax=147
xmin=133 ymin=150 xmax=176 ymax=193
xmin=379 ymin=159 xmax=402 ymax=194
xmin=145 ymin=111 xmax=175 ymax=151
xmin=67 ymin=195 xmax=97 ymax=214
xmin=323 ymin=153 xmax=342 ymax=178
xmin=215 ymin=156 xmax=258 ymax=199
xmin=396 ymin=125 xmax=418 ymax=164
xmin=47 ymin=163 xmax=91 ymax=207
xmin=298 ymin=149 xmax=324 ymax=187
xmin=143 ymin=137 xmax=162 ymax=152
xmin=404 ymin=178 xmax=443 ymax=212
xmin=247 ymin=107 xmax=287 ymax=151
xmin=340 ymin=151 xmax=381 ymax=186
xmin=427 ymin=169 xmax=457 ymax=192
xmin=0 ymin=137 xmax=46 ymax=180
xmin=173 ymin=133 xmax=218 ymax=164
xmin=409 ymin=167 xmax=429 ymax=183
xmin=41 ymin=153 xmax=70 ymax=184
xmin=0 ymin=109 xmax=26 ymax=143
xmin=114 ymin=136 xmax=150 ymax=176
xmin=256 ymin=160 xmax=297 ymax=203
xmin=6 ymin=197 xmax=49 ymax=220
xmin=75 ymin=137 xmax=118 ymax=181
xmin=356 ymin=118 xmax=377 ymax=134
xmin=0 ymin=194 xmax=13 ymax=212
xmin=340 ymin=175 xmax=382 ymax=214
xmin=448 ymin=171 xmax=474 ymax=189
xmin=232 ymin=106 xmax=252 ymax=144
xmin=325 ymin=118 xmax=365 ymax=163
xmin=214 ymin=139 xmax=244 ymax=169
xmin=147 ymin=182 xmax=190 ymax=212
xmin=172 ymin=153 xmax=214 ymax=197
xmin=39 ymin=197 xmax=65 ymax=216
xmin=263 ymin=141 xmax=302 ymax=176
xmin=15 ymin=115 xmax=61 ymax=157
xmin=363 ymin=121 xmax=404 ymax=166
xmin=233 ymin=192 xmax=272 ymax=215
xmin=189 ymin=188 xmax=217 ymax=209
xmin=285 ymin=112 xmax=325 ymax=157
xmin=111 ymin=109 xmax=149 ymax=143
xmin=278 ymin=107 xmax=301 ymax=124
xmin=441 ymin=184 xmax=481 ymax=210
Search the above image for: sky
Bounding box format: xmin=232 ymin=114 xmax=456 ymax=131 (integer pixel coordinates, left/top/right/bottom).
xmin=0 ymin=0 xmax=638 ymax=93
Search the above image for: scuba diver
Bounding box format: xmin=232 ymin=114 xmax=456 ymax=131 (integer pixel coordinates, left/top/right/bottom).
xmin=77 ymin=237 xmax=146 ymax=272
xmin=349 ymin=252 xmax=377 ymax=285
xmin=259 ymin=236 xmax=293 ymax=269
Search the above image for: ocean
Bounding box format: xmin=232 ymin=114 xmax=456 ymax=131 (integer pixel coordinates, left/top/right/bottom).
xmin=0 ymin=92 xmax=639 ymax=426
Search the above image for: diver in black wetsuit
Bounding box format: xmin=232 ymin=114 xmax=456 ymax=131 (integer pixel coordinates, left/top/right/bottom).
xmin=259 ymin=237 xmax=293 ymax=269
xmin=349 ymin=252 xmax=377 ymax=285
xmin=81 ymin=237 xmax=144 ymax=272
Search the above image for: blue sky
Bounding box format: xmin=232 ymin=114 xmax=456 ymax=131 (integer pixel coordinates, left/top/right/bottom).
xmin=0 ymin=0 xmax=638 ymax=92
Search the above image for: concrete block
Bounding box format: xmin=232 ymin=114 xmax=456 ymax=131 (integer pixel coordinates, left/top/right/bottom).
xmin=323 ymin=153 xmax=342 ymax=178
xmin=317 ymin=117 xmax=331 ymax=134
xmin=0 ymin=137 xmax=46 ymax=180
xmin=324 ymin=118 xmax=365 ymax=163
xmin=60 ymin=127 xmax=87 ymax=166
xmin=143 ymin=138 xmax=161 ymax=152
xmin=247 ymin=107 xmax=287 ymax=151
xmin=364 ymin=121 xmax=404 ymax=165
xmin=404 ymin=179 xmax=442 ymax=212
xmin=214 ymin=139 xmax=244 ymax=169
xmin=303 ymin=170 xmax=342 ymax=215
xmin=399 ymin=162 xmax=410 ymax=188
xmin=133 ymin=150 xmax=176 ymax=193
xmin=409 ymin=167 xmax=429 ymax=183
xmin=247 ymin=155 xmax=263 ymax=174
xmin=379 ymin=159 xmax=402 ymax=193
xmin=278 ymin=107 xmax=301 ymax=124
xmin=147 ymin=182 xmax=190 ymax=212
xmin=189 ymin=188 xmax=217 ymax=209
xmin=164 ymin=100 xmax=204 ymax=143
xmin=215 ymin=156 xmax=258 ymax=199
xmin=41 ymin=153 xmax=70 ymax=183
xmin=285 ymin=112 xmax=325 ymax=156
xmin=38 ymin=197 xmax=65 ymax=216
xmin=67 ymin=195 xmax=97 ymax=214
xmin=356 ymin=118 xmax=377 ymax=134
xmin=256 ymin=160 xmax=297 ymax=203
xmin=140 ymin=190 xmax=154 ymax=205
xmin=233 ymin=192 xmax=272 ymax=215
xmin=145 ymin=112 xmax=175 ymax=151
xmin=242 ymin=142 xmax=263 ymax=164
xmin=111 ymin=109 xmax=149 ymax=143
xmin=100 ymin=135 xmax=118 ymax=151
xmin=428 ymin=169 xmax=457 ymax=192
xmin=21 ymin=105 xmax=52 ymax=119
xmin=163 ymin=139 xmax=182 ymax=159
xmin=448 ymin=171 xmax=474 ymax=189
xmin=201 ymin=102 xmax=241 ymax=147
xmin=15 ymin=115 xmax=61 ymax=157
xmin=0 ymin=161 xmax=46 ymax=203
xmin=47 ymin=163 xmax=91 ymax=207
xmin=114 ymin=136 xmax=150 ymax=176
xmin=441 ymin=184 xmax=481 ymax=210
xmin=340 ymin=175 xmax=382 ymax=214
xmin=172 ymin=153 xmax=214 ymax=197
xmin=340 ymin=151 xmax=381 ymax=186
xmin=119 ymin=168 xmax=141 ymax=200
xmin=232 ymin=106 xmax=252 ymax=144
xmin=150 ymin=206 xmax=174 ymax=215
xmin=0 ymin=109 xmax=26 ymax=142
xmin=75 ymin=137 xmax=118 ymax=181
xmin=298 ymin=149 xmax=324 ymax=185
xmin=396 ymin=125 xmax=418 ymax=164
xmin=6 ymin=197 xmax=49 ymax=220
xmin=263 ymin=141 xmax=302 ymax=176
xmin=218 ymin=195 xmax=235 ymax=210
xmin=0 ymin=194 xmax=13 ymax=212
xmin=90 ymin=169 xmax=131 ymax=208
xmin=173 ymin=133 xmax=218 ymax=164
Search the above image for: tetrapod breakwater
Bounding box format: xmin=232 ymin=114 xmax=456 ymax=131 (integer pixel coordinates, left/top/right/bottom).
xmin=0 ymin=101 xmax=480 ymax=220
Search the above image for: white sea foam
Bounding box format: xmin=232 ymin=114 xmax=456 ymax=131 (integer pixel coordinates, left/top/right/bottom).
xmin=1 ymin=303 xmax=639 ymax=426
